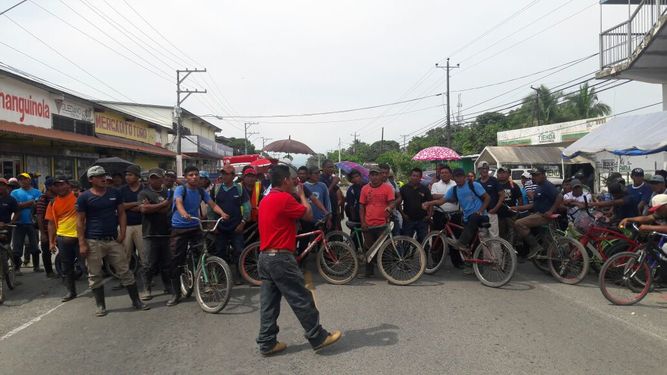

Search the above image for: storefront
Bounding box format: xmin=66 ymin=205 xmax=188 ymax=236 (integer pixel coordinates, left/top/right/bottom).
xmin=181 ymin=135 xmax=233 ymax=173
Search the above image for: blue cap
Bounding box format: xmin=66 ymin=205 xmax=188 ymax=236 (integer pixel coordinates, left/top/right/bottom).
xmin=44 ymin=177 xmax=55 ymax=188
xmin=199 ymin=171 xmax=210 ymax=179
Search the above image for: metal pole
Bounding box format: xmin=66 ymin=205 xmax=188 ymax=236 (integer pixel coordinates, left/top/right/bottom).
xmin=338 ymin=137 xmax=342 ymax=178
xmin=380 ymin=127 xmax=384 ymax=153
xmin=175 ymin=68 xmax=207 ymax=177
xmin=446 ymin=58 xmax=451 ymax=146
xmin=531 ymin=86 xmax=541 ymax=126
xmin=243 ymin=122 xmax=258 ymax=154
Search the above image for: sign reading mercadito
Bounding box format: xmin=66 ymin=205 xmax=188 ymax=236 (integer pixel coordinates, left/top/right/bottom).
xmin=95 ymin=112 xmax=156 ymax=144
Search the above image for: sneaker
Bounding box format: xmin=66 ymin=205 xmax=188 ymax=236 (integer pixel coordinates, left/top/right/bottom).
xmin=314 ymin=330 xmax=342 ymax=351
xmin=526 ymin=246 xmax=542 ymax=260
xmin=261 ymin=342 xmax=287 ymax=356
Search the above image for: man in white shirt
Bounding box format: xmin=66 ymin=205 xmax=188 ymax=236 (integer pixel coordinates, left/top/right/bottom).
xmin=429 ymin=166 xmax=463 ymax=268
xmin=563 ymin=179 xmax=592 ymax=219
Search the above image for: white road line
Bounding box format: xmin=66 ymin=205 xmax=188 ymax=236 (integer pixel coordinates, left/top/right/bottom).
xmin=0 ymin=277 xmax=109 ymax=342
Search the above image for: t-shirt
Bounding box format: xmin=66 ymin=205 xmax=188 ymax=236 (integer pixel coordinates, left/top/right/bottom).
xmin=120 ymin=184 xmax=144 ymax=226
xmin=304 ymin=181 xmax=331 ymax=222
xmin=10 ymin=187 xmax=41 ymax=224
xmin=431 ymin=180 xmax=459 ymax=212
xmin=613 ymin=195 xmax=639 ymax=221
xmin=563 ymin=192 xmax=592 ymax=217
xmin=0 ymin=195 xmax=18 ymax=223
xmin=477 ymin=176 xmax=501 ymax=211
xmin=35 ymin=193 xmax=54 ymax=240
xmin=360 ymin=183 xmax=396 ymax=226
xmin=215 ymin=184 xmax=248 ymax=232
xmin=258 ymin=189 xmax=306 ymax=252
xmin=523 ymin=180 xmax=536 ymax=203
xmin=399 ymin=183 xmax=432 ymax=221
xmin=345 ymin=183 xmax=364 ymax=222
xmin=45 ymin=192 xmax=77 ymax=238
xmin=320 ymin=174 xmax=340 ymax=216
xmin=628 ymin=183 xmax=652 ymax=205
xmin=137 ymin=187 xmax=170 ymax=237
xmin=498 ymin=180 xmax=524 ymax=218
xmin=445 ymin=181 xmax=487 ymax=222
xmin=76 ymin=189 xmax=122 ymax=239
xmin=533 ymin=180 xmax=558 ymax=214
xmin=171 ymin=185 xmax=212 ymax=229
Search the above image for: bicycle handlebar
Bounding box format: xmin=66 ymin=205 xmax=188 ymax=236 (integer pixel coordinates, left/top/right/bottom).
xmin=190 ymin=217 xmax=225 ymax=233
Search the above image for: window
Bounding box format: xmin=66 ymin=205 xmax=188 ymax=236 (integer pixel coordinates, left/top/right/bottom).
xmin=52 ymin=115 xmax=94 ymax=136
xmin=54 ymin=157 xmax=74 ymax=179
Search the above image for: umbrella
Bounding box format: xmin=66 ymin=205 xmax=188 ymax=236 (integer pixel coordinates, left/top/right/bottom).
xmin=412 ymin=146 xmax=461 ymax=161
xmin=335 ymin=161 xmax=369 ymax=183
xmin=263 ymin=137 xmax=316 ymax=155
xmin=79 ymin=157 xmax=135 ymax=189
xmin=249 ymin=158 xmax=273 ymax=168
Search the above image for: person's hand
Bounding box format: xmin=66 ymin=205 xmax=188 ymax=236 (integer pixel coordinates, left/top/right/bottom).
xmin=184 ymin=213 xmax=192 ymax=221
xmin=296 ymin=183 xmax=306 ymax=198
xmin=235 ymin=222 xmax=245 ymax=234
xmin=477 ymin=209 xmax=484 ymax=216
xmin=619 ymin=218 xmax=629 ymax=229
xmin=117 ymin=232 xmax=125 ymax=243
xmin=488 ymin=207 xmax=498 ymax=215
xmin=220 ymin=212 xmax=231 ymax=221
xmin=49 ymin=242 xmax=57 ymax=254
xmin=361 ymin=223 xmax=369 ymax=232
xmin=639 ymin=224 xmax=651 ymax=232
xmin=421 ymin=202 xmax=430 ymax=211
xmin=542 ymin=211 xmax=553 ymax=220
xmin=79 ymin=241 xmax=89 ymax=258
xmin=332 ymin=176 xmax=340 ymax=185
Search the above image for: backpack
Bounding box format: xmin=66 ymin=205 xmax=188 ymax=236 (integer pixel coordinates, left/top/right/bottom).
xmin=451 ymin=180 xmax=484 ymax=203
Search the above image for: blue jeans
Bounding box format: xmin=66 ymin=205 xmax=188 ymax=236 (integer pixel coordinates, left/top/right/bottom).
xmin=256 ymin=251 xmax=328 ymax=352
xmin=401 ymin=219 xmax=428 ymax=243
xmin=12 ymin=224 xmax=39 ymax=267
xmin=57 ymin=236 xmax=79 ymax=277
xmin=215 ymin=230 xmax=244 ymax=267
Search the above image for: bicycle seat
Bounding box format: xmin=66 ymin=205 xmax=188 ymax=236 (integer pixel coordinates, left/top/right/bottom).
xmin=345 ymin=221 xmax=361 ymax=230
xmin=547 ymin=214 xmax=560 ymax=220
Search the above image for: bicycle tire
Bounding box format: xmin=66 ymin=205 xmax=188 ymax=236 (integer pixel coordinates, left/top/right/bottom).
xmin=105 ymin=253 xmax=139 ymax=279
xmin=599 ymin=251 xmax=652 ymax=305
xmin=194 ymin=256 xmax=233 ymax=314
xmin=0 ymin=252 xmax=6 ymax=304
xmin=317 ymin=241 xmax=358 ymax=285
xmin=591 ymin=240 xmax=633 ymax=273
xmin=548 ymin=236 xmax=590 ymax=285
xmin=325 ymin=231 xmax=357 ymax=254
xmin=421 ymin=231 xmax=448 ymax=275
xmin=239 ymin=242 xmax=262 ymax=286
xmin=472 ymin=237 xmax=517 ymax=288
xmin=377 ymin=236 xmax=425 ymax=285
xmin=3 ymin=251 xmax=16 ymax=290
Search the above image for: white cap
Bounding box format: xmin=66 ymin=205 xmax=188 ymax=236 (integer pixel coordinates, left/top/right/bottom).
xmin=521 ymin=171 xmax=531 ymax=179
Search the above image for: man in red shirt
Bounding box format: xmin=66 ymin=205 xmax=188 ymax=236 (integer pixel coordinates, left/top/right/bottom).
xmin=256 ymin=165 xmax=341 ymax=356
xmin=359 ymin=166 xmax=396 ymax=277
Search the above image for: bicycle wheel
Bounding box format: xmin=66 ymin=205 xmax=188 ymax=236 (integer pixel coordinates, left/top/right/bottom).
xmin=317 ymin=241 xmax=358 ymax=285
xmin=0 ymin=253 xmax=5 ymax=304
xmin=592 ymin=240 xmax=632 ymax=273
xmin=325 ymin=231 xmax=356 ymax=254
xmin=472 ymin=238 xmax=517 ymax=288
xmin=532 ymin=234 xmax=551 ymax=274
xmin=421 ymin=231 xmax=448 ymax=275
xmin=239 ymin=242 xmax=262 ymax=286
xmin=599 ymin=251 xmax=652 ymax=305
xmin=3 ymin=252 xmax=15 ymax=290
xmin=377 ymin=236 xmax=425 ymax=285
xmin=194 ymin=256 xmax=233 ymax=314
xmin=548 ymin=236 xmax=589 ymax=285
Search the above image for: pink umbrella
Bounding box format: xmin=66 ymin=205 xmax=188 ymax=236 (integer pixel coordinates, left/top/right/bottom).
xmin=249 ymin=158 xmax=273 ymax=168
xmin=412 ymin=146 xmax=461 ymax=161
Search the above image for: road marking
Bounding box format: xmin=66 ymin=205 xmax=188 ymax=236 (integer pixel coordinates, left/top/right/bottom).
xmin=0 ymin=277 xmax=109 ymax=342
xmin=304 ymin=270 xmax=318 ymax=308
xmin=517 ymin=274 xmax=667 ymax=343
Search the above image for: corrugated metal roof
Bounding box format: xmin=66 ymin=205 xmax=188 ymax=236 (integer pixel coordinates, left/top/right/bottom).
xmin=481 ymin=146 xmax=569 ymax=165
xmin=0 ymin=120 xmax=176 ymax=157
xmin=96 ymin=101 xmax=220 ymax=132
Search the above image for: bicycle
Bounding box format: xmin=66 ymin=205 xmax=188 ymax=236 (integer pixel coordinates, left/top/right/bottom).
xmin=178 ymin=217 xmax=233 ymax=313
xmin=421 ymin=213 xmax=517 ymax=288
xmin=239 ymin=215 xmax=358 ymax=286
xmin=0 ymin=224 xmax=16 ymax=304
xmin=325 ymin=221 xmax=363 ymax=259
xmin=599 ymin=223 xmax=667 ymax=305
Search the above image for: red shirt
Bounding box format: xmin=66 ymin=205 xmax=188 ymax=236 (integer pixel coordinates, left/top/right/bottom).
xmin=360 ymin=183 xmax=395 ymax=226
xmin=258 ymin=189 xmax=307 ymax=252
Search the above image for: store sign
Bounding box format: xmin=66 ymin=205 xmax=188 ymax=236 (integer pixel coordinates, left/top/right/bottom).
xmin=0 ymin=77 xmax=52 ymax=128
xmin=497 ymin=117 xmax=608 ymax=146
xmin=182 ymin=135 xmax=231 ymax=157
xmin=54 ymin=98 xmax=94 ymax=122
xmin=95 ymin=112 xmax=156 ymax=144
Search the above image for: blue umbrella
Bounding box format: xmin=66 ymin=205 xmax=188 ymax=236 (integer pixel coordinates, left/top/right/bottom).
xmin=335 ymin=161 xmax=369 ymax=183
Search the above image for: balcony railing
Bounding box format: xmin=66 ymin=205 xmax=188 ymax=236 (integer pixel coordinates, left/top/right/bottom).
xmin=600 ymin=0 xmax=667 ymax=68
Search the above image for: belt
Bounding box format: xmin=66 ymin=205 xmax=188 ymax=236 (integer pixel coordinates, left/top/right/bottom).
xmin=87 ymin=236 xmax=116 ymax=241
xmin=262 ymin=249 xmax=293 ymax=254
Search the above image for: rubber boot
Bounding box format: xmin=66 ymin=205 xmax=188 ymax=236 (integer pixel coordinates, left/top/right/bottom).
xmin=160 ymin=272 xmax=170 ymax=295
xmin=32 ymin=253 xmax=43 ymax=272
xmin=42 ymin=249 xmax=55 ymax=277
xmin=166 ymin=279 xmax=182 ymax=307
xmin=61 ymin=274 xmax=77 ymax=302
xmin=92 ymin=287 xmax=107 ymax=317
xmin=140 ymin=276 xmax=153 ymax=301
xmin=127 ymin=283 xmax=150 ymax=310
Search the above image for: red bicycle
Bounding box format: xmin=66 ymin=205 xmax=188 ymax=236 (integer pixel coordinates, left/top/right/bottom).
xmin=239 ymin=216 xmax=358 ymax=286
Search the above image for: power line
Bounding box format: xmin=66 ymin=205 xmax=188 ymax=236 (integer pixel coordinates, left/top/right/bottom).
xmin=0 ymin=0 xmax=27 ymax=15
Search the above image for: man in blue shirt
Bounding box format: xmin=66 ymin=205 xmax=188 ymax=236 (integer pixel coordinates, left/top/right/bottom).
xmin=514 ymin=167 xmax=562 ymax=258
xmin=304 ymin=166 xmax=331 ymax=225
xmin=167 ymin=165 xmax=229 ymax=306
xmin=10 ymin=172 xmax=41 ymax=274
xmin=423 ymin=168 xmax=491 ymax=253
xmin=214 ymin=165 xmax=249 ymax=284
xmin=628 ymin=168 xmax=652 ymax=214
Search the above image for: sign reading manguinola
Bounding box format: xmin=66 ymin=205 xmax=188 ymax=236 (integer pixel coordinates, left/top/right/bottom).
xmin=95 ymin=112 xmax=156 ymax=144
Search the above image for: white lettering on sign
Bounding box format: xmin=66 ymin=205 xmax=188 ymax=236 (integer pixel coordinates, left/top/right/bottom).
xmin=0 ymin=91 xmax=50 ymax=123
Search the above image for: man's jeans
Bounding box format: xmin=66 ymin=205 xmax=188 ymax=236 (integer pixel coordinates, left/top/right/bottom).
xmin=215 ymin=230 xmax=244 ymax=267
xmin=256 ymin=251 xmax=328 ymax=352
xmin=514 ymin=213 xmax=550 ymax=250
xmin=12 ymin=224 xmax=39 ymax=267
xmin=86 ymin=239 xmax=134 ymax=289
xmin=169 ymin=228 xmax=202 ymax=279
xmin=57 ymin=236 xmax=79 ymax=278
xmin=142 ymin=237 xmax=170 ymax=288
xmin=123 ymin=224 xmax=144 ymax=263
xmin=401 ymin=219 xmax=428 ymax=243
xmin=459 ymin=214 xmax=489 ymax=247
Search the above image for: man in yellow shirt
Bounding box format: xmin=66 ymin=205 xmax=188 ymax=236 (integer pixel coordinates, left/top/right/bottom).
xmin=45 ymin=176 xmax=79 ymax=302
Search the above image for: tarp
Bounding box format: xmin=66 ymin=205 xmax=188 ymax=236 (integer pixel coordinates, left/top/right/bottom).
xmin=480 ymin=146 xmax=573 ymax=165
xmin=562 ymin=111 xmax=667 ymax=158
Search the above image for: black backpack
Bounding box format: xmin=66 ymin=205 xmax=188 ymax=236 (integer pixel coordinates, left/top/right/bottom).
xmin=451 ymin=180 xmax=484 ymax=202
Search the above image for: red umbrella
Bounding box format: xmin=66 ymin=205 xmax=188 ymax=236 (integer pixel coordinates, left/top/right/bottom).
xmin=412 ymin=146 xmax=461 ymax=161
xmin=250 ymin=158 xmax=272 ymax=168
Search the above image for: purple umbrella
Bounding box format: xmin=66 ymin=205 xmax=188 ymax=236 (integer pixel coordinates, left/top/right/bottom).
xmin=335 ymin=161 xmax=369 ymax=183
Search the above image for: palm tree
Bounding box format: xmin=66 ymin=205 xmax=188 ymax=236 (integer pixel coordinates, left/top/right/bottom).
xmin=521 ymin=85 xmax=562 ymax=126
xmin=565 ymin=83 xmax=611 ymax=119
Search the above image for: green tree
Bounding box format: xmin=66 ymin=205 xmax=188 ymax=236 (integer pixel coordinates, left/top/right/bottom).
xmin=563 ymin=82 xmax=612 ymax=119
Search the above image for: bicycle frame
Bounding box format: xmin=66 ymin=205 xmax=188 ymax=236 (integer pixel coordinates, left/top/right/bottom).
xmin=436 ymin=218 xmax=498 ymax=265
xmin=295 ymin=229 xmax=326 ymax=263
xmin=579 ymin=224 xmax=640 ymax=261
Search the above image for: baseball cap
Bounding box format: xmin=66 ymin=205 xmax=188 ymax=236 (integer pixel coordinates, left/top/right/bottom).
xmin=649 ymin=194 xmax=667 ymax=213
xmin=497 ymin=167 xmax=510 ymax=173
xmin=369 ymin=166 xmax=381 ymax=174
xmin=648 ymin=175 xmax=665 ymax=184
xmin=477 ymin=161 xmax=490 ymax=169
xmin=148 ymin=168 xmax=164 ymax=178
xmin=125 ymin=164 xmax=141 ymax=176
xmin=44 ymin=177 xmax=55 ymax=188
xmin=18 ymin=172 xmax=31 ymax=180
xmin=0 ymin=178 xmax=7 ymax=185
xmin=54 ymin=175 xmax=69 ymax=183
xmin=452 ymin=168 xmax=466 ymax=177
xmin=631 ymin=168 xmax=644 ymax=177
xmin=530 ymin=167 xmax=546 ymax=175
xmin=243 ymin=167 xmax=257 ymax=176
xmin=165 ymin=170 xmax=177 ymax=177
xmin=220 ymin=165 xmax=235 ymax=174
xmin=87 ymin=165 xmax=106 ymax=178
xmin=105 ymin=175 xmax=113 ymax=181
xmin=570 ymin=179 xmax=583 ymax=188
xmin=199 ymin=170 xmax=210 ymax=179
xmin=8 ymin=177 xmax=18 ymax=186
xmin=521 ymin=171 xmax=531 ymax=179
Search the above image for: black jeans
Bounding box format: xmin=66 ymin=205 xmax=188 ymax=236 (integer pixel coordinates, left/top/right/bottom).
xmin=143 ymin=237 xmax=171 ymax=287
xmin=401 ymin=219 xmax=428 ymax=243
xmin=12 ymin=224 xmax=39 ymax=267
xmin=169 ymin=228 xmax=202 ymax=279
xmin=57 ymin=236 xmax=78 ymax=277
xmin=459 ymin=213 xmax=488 ymax=247
xmin=256 ymin=251 xmax=328 ymax=352
xmin=215 ymin=230 xmax=244 ymax=267
xmin=39 ymin=241 xmax=54 ymax=273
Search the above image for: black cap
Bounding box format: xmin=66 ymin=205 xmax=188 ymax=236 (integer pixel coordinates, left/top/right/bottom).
xmin=125 ymin=164 xmax=141 ymax=176
xmin=165 ymin=170 xmax=177 ymax=177
xmin=148 ymin=168 xmax=164 ymax=178
xmin=631 ymin=168 xmax=644 ymax=177
xmin=530 ymin=167 xmax=546 ymax=175
xmin=497 ymin=167 xmax=510 ymax=173
xmin=452 ymin=168 xmax=465 ymax=177
xmin=53 ymin=175 xmax=69 ymax=183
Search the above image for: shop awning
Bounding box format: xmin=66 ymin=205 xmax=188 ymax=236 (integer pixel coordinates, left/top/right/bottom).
xmin=480 ymin=146 xmax=573 ymax=165
xmin=0 ymin=120 xmax=176 ymax=157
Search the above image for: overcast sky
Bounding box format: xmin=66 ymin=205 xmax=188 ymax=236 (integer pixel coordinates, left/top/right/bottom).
xmin=0 ymin=0 xmax=661 ymax=154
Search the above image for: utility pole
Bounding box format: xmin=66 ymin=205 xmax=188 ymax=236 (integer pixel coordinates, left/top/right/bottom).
xmin=244 ymin=122 xmax=259 ymax=154
xmin=350 ymin=132 xmax=359 ymax=154
xmin=400 ymin=134 xmax=408 ymax=150
xmin=435 ymin=58 xmax=460 ymax=147
xmin=530 ymin=86 xmax=541 ymax=126
xmin=176 ymin=68 xmax=207 ymax=177
xmin=338 ymin=138 xmax=342 ymax=178
xmin=380 ymin=127 xmax=384 ymax=153
xmin=260 ymin=136 xmax=273 ymax=149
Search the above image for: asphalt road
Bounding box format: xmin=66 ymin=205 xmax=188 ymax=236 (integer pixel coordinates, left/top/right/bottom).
xmin=1 ymin=258 xmax=666 ymax=375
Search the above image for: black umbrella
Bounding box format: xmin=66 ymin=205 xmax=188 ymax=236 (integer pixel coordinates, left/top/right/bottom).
xmin=79 ymin=157 xmax=135 ymax=189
